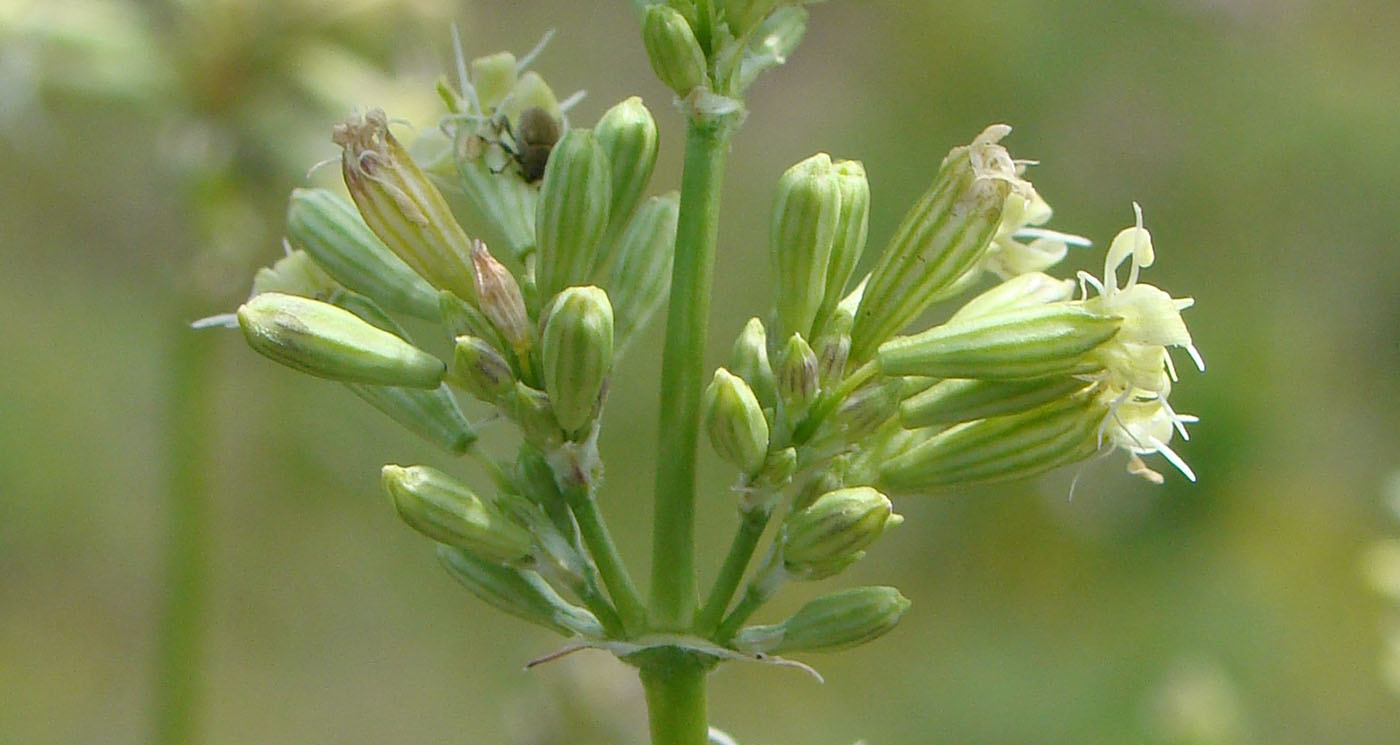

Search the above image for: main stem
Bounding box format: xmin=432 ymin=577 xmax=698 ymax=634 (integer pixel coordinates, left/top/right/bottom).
xmin=650 ymin=117 xmax=731 ymax=631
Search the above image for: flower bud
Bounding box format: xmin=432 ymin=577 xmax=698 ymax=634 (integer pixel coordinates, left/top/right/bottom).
xmin=777 ymin=332 xmax=819 ymax=413
xmin=733 ymin=586 xmax=909 ymax=655
xmin=594 ymin=97 xmax=660 ymax=248
xmin=825 ymin=379 xmax=902 ymax=441
xmin=452 ymin=335 xmax=517 ymax=403
xmin=756 ymin=446 xmax=798 ymax=488
xmin=703 ymin=368 xmax=771 ymax=476
xmin=468 ymin=239 xmax=531 ymax=358
xmin=724 ymin=5 xmax=808 ymax=95
xmin=498 ymin=71 xmax=564 ymax=124
xmin=720 ymin=0 xmax=781 ymax=35
xmin=947 ymin=271 xmax=1076 ymax=325
xmin=771 ymin=153 xmax=841 ymax=340
xmin=344 ymin=382 xmax=477 ymax=455
xmin=643 ymin=4 xmax=708 ymax=96
xmin=812 ymin=159 xmax=870 ymax=336
xmin=608 ymin=193 xmax=679 ymax=351
xmin=237 ymin=292 xmax=444 ymax=388
xmin=514 ymin=444 xmax=574 ymax=535
xmin=383 ymin=465 xmax=532 ymax=564
xmin=879 ymin=394 xmax=1102 ymax=490
xmin=851 ymin=125 xmax=1032 ymax=362
xmin=249 ymin=249 xmax=337 ymax=298
xmin=439 ymin=290 xmax=506 ymax=352
xmin=899 ymin=376 xmax=1092 ymax=428
xmin=284 ymin=188 xmax=440 ymax=319
xmin=782 ymin=487 xmax=902 ymax=580
xmin=535 ymin=130 xmax=613 ymax=300
xmin=436 ymin=544 xmax=604 ymax=637
xmin=812 ymin=304 xmax=853 ymax=387
xmin=729 ymin=317 xmax=778 ymax=411
xmin=540 ymin=287 xmax=614 ymax=436
xmin=333 ymin=109 xmax=478 ymax=303
xmin=877 ymin=304 xmax=1123 ymax=381
xmin=469 ymin=52 xmax=518 ymax=111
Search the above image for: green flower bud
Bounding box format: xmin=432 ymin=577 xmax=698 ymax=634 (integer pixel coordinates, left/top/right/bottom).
xmin=771 ymin=153 xmax=841 ymax=340
xmin=877 ymin=304 xmax=1123 ymax=381
xmin=756 ymin=446 xmax=798 ymax=488
xmin=436 ymin=544 xmax=603 ymax=637
xmin=535 ymin=130 xmax=613 ymax=300
xmin=608 ymin=192 xmax=679 ymax=351
xmin=500 ymin=382 xmax=562 ymax=447
xmin=947 ymin=271 xmax=1076 ymax=325
xmin=285 ymin=188 xmax=440 ymax=319
xmin=824 ymin=379 xmax=902 ymax=442
xmin=704 ymin=368 xmax=771 ymax=476
xmin=729 ymin=317 xmax=778 ymax=411
xmin=899 ymin=376 xmax=1092 ymax=428
xmin=237 ymin=293 xmax=444 ymax=388
xmin=333 ymin=109 xmax=478 ymax=303
xmin=249 ymin=249 xmax=336 ymax=299
xmin=452 ymin=335 xmax=516 ymax=403
xmin=879 ymin=394 xmax=1102 ymax=490
xmin=454 ymin=147 xmax=538 ymax=261
xmin=514 ymin=444 xmax=574 ymax=536
xmin=777 ymin=332 xmax=819 ymax=413
xmin=468 ymin=239 xmax=531 ymax=360
xmin=643 ymin=4 xmax=709 ymax=96
xmin=594 ymin=97 xmax=660 ymax=249
xmin=720 ymin=0 xmax=781 ymax=35
xmin=469 ymin=52 xmax=518 ymax=111
xmin=812 ymin=304 xmax=853 ymax=387
xmin=722 ymin=5 xmax=808 ymax=95
xmin=344 ymin=382 xmax=477 ymax=455
xmin=732 ymin=586 xmax=910 ymax=655
xmin=541 ymin=287 xmax=615 ymax=437
xmin=383 ymin=465 xmax=532 ymax=564
xmin=782 ymin=486 xmax=902 ymax=580
xmin=812 ymin=159 xmax=870 ymax=337
xmin=851 ymin=125 xmax=1032 ymax=362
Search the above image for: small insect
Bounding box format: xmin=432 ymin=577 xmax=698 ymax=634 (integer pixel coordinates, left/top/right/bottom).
xmin=500 ymin=106 xmax=562 ymax=183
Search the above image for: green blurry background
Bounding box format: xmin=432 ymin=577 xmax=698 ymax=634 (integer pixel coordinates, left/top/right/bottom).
xmin=3 ymin=0 xmax=1399 ymax=743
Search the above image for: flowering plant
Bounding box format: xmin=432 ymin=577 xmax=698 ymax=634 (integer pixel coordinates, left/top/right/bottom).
xmin=206 ymin=2 xmax=1203 ymax=743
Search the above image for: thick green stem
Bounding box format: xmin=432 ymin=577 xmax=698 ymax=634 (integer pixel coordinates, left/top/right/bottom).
xmin=155 ymin=314 xmax=213 ymax=745
xmin=650 ymin=118 xmax=732 ymax=630
xmin=566 ymin=487 xmax=647 ymax=634
xmin=639 ymin=650 xmax=710 ymax=745
xmin=695 ymin=507 xmax=771 ymax=636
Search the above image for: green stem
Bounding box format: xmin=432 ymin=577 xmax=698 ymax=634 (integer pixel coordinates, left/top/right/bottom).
xmin=639 ymin=650 xmax=710 ymax=745
xmin=715 ymin=552 xmax=786 ymax=642
xmin=650 ymin=117 xmax=732 ymax=630
xmin=695 ymin=507 xmax=771 ymax=636
xmin=155 ymin=313 xmax=213 ymax=745
xmin=566 ymin=487 xmax=647 ymax=634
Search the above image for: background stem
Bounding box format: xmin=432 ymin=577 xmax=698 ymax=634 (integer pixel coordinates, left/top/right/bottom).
xmin=649 ymin=118 xmax=731 ymax=631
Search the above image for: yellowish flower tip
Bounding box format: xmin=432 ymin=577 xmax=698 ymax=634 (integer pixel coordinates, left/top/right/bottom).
xmin=1078 ymin=204 xmax=1205 ymax=484
xmin=333 ymin=110 xmax=418 ymax=215
xmin=966 ymin=124 xmax=1033 ymax=201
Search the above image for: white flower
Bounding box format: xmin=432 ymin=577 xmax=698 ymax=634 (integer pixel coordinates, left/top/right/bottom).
xmin=981 ymin=186 xmax=1092 ymax=279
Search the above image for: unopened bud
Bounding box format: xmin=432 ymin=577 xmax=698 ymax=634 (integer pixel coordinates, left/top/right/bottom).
xmin=608 ymin=193 xmax=679 ymax=351
xmin=469 ymin=52 xmax=518 ymax=111
xmin=948 ymin=271 xmax=1076 ymax=325
xmin=704 ymin=368 xmax=771 ymax=476
xmin=436 ymin=544 xmax=604 ymax=637
xmin=782 ymin=486 xmax=902 ymax=580
xmin=249 ymin=249 xmax=336 ymax=298
xmin=500 ymin=382 xmax=562 ymax=447
xmin=452 ymin=335 xmax=517 ymax=403
xmin=468 ymin=240 xmax=531 ymax=357
xmin=825 ymin=379 xmax=901 ymax=441
xmin=594 ymin=97 xmax=660 ymax=248
xmin=812 ymin=305 xmax=853 ymax=387
xmin=813 ymin=160 xmax=870 ymax=336
xmin=535 ymin=130 xmax=613 ymax=300
xmin=720 ymin=0 xmax=781 ymax=35
xmin=899 ymin=376 xmax=1092 ymax=428
xmin=643 ymin=4 xmax=708 ymax=96
xmin=540 ymin=287 xmax=614 ymax=436
xmin=237 ymin=292 xmax=444 ymax=388
xmin=730 ymin=317 xmax=778 ymax=411
xmin=879 ymin=394 xmax=1102 ymax=490
xmin=877 ymin=304 xmax=1122 ymax=380
xmin=771 ymin=153 xmax=841 ymax=340
xmin=852 ymin=125 xmax=1032 ymax=362
xmin=777 ymin=333 xmax=819 ymax=413
xmin=285 ymin=188 xmax=440 ymax=319
xmin=733 ymin=586 xmax=909 ymax=654
xmin=383 ymin=465 xmax=532 ymax=564
xmin=346 ymin=382 xmax=477 ymax=455
xmin=333 ymin=109 xmax=478 ymax=303
xmin=439 ymin=290 xmax=506 ymax=351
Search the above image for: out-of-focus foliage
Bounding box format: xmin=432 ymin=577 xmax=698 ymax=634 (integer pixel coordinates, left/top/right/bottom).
xmin=1 ymin=1 xmax=1397 ymax=744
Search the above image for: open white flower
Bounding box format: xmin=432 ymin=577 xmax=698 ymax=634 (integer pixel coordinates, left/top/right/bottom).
xmin=981 ymin=186 xmax=1092 ymax=279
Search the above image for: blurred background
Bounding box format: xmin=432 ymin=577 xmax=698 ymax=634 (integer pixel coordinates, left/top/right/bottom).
xmin=3 ymin=0 xmax=1399 ymax=743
